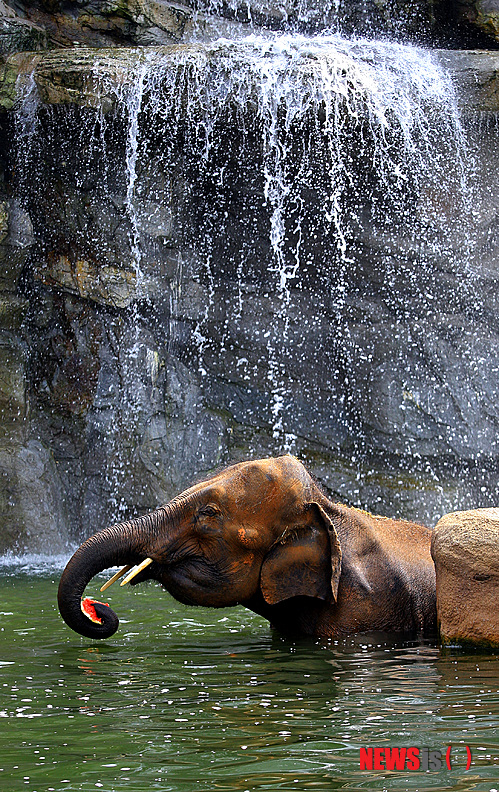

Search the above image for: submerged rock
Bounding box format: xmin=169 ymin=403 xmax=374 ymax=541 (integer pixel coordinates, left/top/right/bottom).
xmin=431 ymin=508 xmax=499 ymax=649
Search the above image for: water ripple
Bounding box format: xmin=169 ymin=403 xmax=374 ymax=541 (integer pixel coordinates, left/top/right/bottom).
xmin=0 ymin=571 xmax=497 ymax=791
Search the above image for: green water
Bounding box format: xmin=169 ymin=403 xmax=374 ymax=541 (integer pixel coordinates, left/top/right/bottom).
xmin=0 ymin=559 xmax=498 ymax=792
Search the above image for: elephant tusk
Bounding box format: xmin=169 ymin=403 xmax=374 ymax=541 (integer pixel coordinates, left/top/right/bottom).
xmin=100 ymin=565 xmax=133 ymax=592
xmin=120 ymin=557 xmax=154 ymax=586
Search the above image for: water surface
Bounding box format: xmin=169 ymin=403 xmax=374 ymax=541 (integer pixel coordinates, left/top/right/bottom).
xmin=0 ymin=560 xmax=497 ymax=791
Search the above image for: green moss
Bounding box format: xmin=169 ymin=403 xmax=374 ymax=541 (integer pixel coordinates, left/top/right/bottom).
xmin=0 ymin=56 xmax=20 ymax=111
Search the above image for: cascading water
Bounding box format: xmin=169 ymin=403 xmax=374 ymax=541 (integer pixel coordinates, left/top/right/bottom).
xmin=98 ymin=34 xmax=472 ymax=438
xmin=5 ymin=25 xmax=496 ymax=550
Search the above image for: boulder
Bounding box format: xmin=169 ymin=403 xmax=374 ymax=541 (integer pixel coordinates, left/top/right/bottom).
xmin=4 ymin=0 xmax=245 ymax=49
xmin=431 ymin=509 xmax=499 ymax=649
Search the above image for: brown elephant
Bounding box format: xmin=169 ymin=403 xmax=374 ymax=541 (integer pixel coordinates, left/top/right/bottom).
xmin=58 ymin=455 xmax=437 ymax=640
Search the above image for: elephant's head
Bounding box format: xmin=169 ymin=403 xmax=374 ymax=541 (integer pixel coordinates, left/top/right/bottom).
xmin=58 ymin=455 xmax=342 ymax=639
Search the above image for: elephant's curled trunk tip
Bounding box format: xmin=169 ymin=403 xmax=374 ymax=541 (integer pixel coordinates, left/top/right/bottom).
xmin=82 ymin=598 xmax=120 ymax=637
xmin=58 ymin=574 xmax=121 ymax=639
xmin=57 ymin=522 xmax=147 ymax=640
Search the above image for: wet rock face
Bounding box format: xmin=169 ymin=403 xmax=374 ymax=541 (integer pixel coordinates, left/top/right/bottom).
xmin=35 ymin=253 xmax=137 ymax=309
xmin=1 ymin=0 xmax=499 ymax=51
xmin=0 ymin=1 xmax=47 ymax=55
xmin=0 ymin=146 xmax=72 ymax=550
xmin=431 ymin=509 xmax=499 ymax=649
xmin=0 ymin=440 xmax=69 ymax=553
xmin=2 ymin=42 xmax=499 ymax=550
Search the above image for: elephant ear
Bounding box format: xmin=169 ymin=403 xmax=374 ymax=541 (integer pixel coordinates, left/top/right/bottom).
xmin=260 ymin=502 xmax=342 ymax=606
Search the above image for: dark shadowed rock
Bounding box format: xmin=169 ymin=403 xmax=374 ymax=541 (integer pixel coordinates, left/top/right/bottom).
xmin=0 ymin=2 xmax=47 ymax=55
xmin=455 ymin=0 xmax=499 ymax=45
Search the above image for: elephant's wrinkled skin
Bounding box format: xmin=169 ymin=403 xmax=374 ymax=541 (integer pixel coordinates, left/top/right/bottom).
xmin=58 ymin=455 xmax=437 ymax=639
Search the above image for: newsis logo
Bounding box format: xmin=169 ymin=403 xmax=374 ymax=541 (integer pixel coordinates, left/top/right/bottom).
xmin=360 ymin=746 xmax=472 ymax=772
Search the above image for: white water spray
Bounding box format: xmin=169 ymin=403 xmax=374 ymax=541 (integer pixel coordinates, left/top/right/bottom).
xmin=90 ymin=32 xmax=473 ymax=450
xmin=10 ymin=31 xmax=478 ymax=531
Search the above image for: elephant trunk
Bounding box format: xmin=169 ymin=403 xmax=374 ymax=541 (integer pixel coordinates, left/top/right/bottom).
xmin=57 ymin=509 xmax=166 ymax=640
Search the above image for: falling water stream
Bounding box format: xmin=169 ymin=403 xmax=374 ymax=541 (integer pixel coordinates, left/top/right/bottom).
xmin=9 ymin=30 xmax=486 ymax=534
xmin=103 ymin=33 xmax=472 ymax=448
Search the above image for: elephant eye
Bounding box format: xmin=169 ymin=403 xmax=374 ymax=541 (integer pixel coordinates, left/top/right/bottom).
xmin=197 ymin=504 xmax=221 ymax=518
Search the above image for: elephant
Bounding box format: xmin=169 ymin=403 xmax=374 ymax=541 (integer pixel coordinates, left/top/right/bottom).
xmin=58 ymin=455 xmax=437 ymax=640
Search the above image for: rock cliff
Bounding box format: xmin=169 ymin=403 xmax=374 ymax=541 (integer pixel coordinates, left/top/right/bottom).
xmin=1 ymin=7 xmax=499 ymax=551
xmin=2 ymin=1 xmax=499 ymax=51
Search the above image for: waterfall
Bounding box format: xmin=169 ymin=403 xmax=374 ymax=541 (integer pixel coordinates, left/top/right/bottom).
xmin=5 ymin=26 xmax=497 ymax=550
xmin=91 ymin=34 xmax=472 ymax=449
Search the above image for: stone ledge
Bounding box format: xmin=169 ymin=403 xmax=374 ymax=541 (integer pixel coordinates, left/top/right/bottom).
xmin=437 ymin=49 xmax=499 ymax=111
xmin=2 ymin=46 xmax=499 ymax=113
